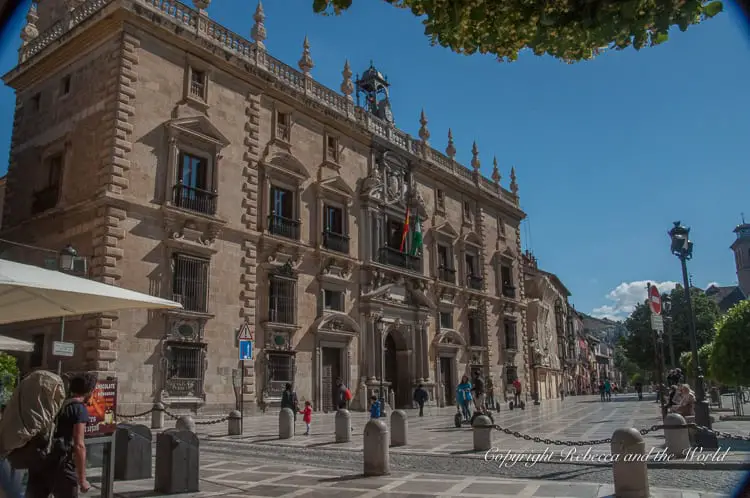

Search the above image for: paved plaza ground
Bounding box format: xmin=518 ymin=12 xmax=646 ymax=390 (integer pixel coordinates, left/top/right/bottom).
xmin=86 ymin=393 xmax=749 ymax=496
xmin=192 ymin=393 xmax=750 ymax=463
xmin=89 ymin=453 xmax=731 ymax=498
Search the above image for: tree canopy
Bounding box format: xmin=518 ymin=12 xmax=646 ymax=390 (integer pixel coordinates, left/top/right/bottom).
xmin=679 ymin=342 xmax=713 ymax=381
xmin=313 ymin=0 xmax=724 ymax=63
xmin=620 ymin=286 xmax=719 ymax=375
xmin=709 ymin=300 xmax=750 ymax=386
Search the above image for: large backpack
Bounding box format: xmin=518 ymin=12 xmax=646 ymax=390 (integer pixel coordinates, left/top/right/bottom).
xmin=0 ymin=370 xmax=67 ymax=469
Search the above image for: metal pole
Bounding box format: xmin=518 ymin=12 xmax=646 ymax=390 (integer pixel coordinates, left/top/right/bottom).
xmin=240 ymin=363 xmax=245 ymax=434
xmin=680 ymin=257 xmax=711 ymax=428
xmin=57 ymin=317 xmax=65 ymax=375
xmin=666 ymin=318 xmax=677 ymax=368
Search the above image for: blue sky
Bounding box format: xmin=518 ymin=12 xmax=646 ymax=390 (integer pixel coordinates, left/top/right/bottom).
xmin=1 ymin=0 xmax=749 ymax=320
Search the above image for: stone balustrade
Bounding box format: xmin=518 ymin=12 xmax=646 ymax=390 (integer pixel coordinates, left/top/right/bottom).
xmin=17 ymin=0 xmax=519 ymax=207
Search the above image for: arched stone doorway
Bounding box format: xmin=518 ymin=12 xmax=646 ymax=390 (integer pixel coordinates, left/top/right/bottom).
xmin=383 ymin=327 xmax=410 ymax=408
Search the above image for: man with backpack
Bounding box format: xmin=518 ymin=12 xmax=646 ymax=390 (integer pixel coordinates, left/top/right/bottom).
xmin=24 ymin=372 xmax=96 ymax=498
xmin=335 ymin=378 xmax=352 ymax=410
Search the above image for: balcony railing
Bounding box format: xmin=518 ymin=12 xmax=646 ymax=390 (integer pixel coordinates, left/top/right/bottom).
xmin=322 ymin=231 xmax=349 ymax=254
xmin=31 ymin=185 xmax=59 ymax=214
xmin=172 ymin=183 xmax=217 ymax=215
xmin=438 ymin=266 xmax=456 ymax=284
xmin=467 ymin=274 xmax=484 ymax=290
xmin=502 ymin=286 xmax=517 ymax=298
xmin=268 ymin=214 xmax=300 ymax=240
xmin=378 ymin=247 xmax=420 ymax=271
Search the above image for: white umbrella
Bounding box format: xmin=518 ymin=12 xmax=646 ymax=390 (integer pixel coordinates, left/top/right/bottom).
xmin=0 ymin=334 xmax=33 ymax=352
xmin=0 ymin=259 xmax=182 ymax=325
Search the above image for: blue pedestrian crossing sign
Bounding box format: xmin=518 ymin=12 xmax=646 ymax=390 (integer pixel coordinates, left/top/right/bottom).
xmin=239 ymin=339 xmax=253 ymax=361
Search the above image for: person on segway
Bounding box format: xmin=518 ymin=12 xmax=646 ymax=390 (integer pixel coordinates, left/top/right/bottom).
xmin=456 ymin=376 xmax=473 ymax=422
xmin=513 ymin=377 xmax=522 ymax=407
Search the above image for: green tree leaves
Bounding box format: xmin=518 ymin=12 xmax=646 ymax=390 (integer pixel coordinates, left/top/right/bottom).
xmin=709 ymin=300 xmax=750 ymax=386
xmin=620 ymin=286 xmax=719 ymax=375
xmin=313 ymin=0 xmax=723 ymax=62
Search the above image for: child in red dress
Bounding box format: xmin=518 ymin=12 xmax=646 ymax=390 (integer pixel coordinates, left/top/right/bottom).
xmin=299 ymin=400 xmax=312 ymax=435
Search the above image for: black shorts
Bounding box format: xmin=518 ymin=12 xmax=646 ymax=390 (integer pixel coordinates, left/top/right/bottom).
xmin=27 ymin=467 xmax=78 ymax=498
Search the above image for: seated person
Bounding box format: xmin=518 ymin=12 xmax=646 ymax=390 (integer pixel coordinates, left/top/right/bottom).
xmin=670 ymin=384 xmax=695 ymax=417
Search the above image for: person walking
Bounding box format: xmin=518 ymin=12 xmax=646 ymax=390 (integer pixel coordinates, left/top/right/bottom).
xmin=369 ymin=395 xmax=381 ymax=419
xmin=604 ymin=379 xmax=612 ymax=401
xmin=635 ymin=381 xmax=643 ymax=401
xmin=512 ymin=377 xmax=522 ymax=406
xmin=413 ymin=384 xmax=428 ymax=416
xmin=599 ymin=381 xmax=605 ymax=401
xmin=281 ymin=383 xmax=299 ymax=432
xmin=471 ymin=371 xmax=487 ymax=415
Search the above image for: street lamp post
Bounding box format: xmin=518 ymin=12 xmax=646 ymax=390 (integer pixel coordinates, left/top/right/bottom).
xmin=662 ymin=296 xmax=677 ymax=368
xmin=668 ymin=221 xmax=711 ymax=430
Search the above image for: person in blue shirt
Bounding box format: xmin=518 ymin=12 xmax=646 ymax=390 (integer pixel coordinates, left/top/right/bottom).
xmin=456 ymin=375 xmax=473 ymax=422
xmin=369 ymin=395 xmax=381 ymax=419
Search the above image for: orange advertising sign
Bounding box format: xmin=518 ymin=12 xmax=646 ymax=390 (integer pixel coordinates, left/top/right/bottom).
xmin=85 ymin=379 xmax=118 ymax=437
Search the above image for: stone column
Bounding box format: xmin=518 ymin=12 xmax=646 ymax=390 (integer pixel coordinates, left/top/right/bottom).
xmin=421 ymin=321 xmax=430 ymax=381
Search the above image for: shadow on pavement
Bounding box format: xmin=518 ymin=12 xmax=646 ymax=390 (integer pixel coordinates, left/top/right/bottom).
xmin=317 ymin=474 xmax=369 ymax=483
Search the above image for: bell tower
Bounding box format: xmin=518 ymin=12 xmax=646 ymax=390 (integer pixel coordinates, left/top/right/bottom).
xmin=731 ymin=215 xmax=750 ymax=297
xmin=355 ymin=61 xmax=394 ymax=124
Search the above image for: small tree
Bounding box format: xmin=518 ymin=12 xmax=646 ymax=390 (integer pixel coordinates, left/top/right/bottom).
xmin=710 ymin=300 xmax=750 ymax=387
xmin=680 ymin=342 xmax=713 ymax=382
xmin=0 ymin=353 xmax=19 ymax=403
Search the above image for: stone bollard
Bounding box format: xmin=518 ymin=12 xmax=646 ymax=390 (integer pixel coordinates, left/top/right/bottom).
xmin=611 ymin=428 xmax=649 ymax=498
xmin=335 ymin=409 xmax=351 ymax=443
xmin=390 ymin=410 xmax=407 ymax=447
xmin=363 ymin=419 xmax=390 ymax=476
xmin=664 ymin=413 xmax=690 ymax=458
xmin=228 ymin=410 xmax=242 ymax=436
xmin=279 ymin=408 xmax=294 ymax=439
xmin=151 ymin=402 xmax=164 ymax=430
xmin=175 ymin=415 xmax=196 ymax=433
xmin=472 ymin=415 xmax=493 ymax=452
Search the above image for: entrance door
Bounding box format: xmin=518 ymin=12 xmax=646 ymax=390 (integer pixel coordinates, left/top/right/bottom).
xmin=384 ymin=334 xmax=398 ymax=403
xmin=440 ymin=356 xmax=454 ymax=405
xmin=321 ymin=347 xmax=341 ymax=412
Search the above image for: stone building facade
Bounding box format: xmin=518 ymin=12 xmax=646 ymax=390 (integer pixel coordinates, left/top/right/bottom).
xmin=522 ymin=252 xmax=572 ymax=401
xmin=1 ymin=0 xmax=527 ymax=414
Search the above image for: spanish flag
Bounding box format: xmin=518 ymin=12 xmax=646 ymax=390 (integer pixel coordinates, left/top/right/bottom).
xmin=399 ymin=207 xmax=410 ymax=253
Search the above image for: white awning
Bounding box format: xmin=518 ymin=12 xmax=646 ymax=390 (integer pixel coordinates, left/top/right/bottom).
xmin=0 ymin=259 xmax=182 ymax=325
xmin=0 ymin=334 xmax=34 ymax=352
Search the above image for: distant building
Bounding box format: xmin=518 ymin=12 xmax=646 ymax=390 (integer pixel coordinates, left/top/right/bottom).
xmin=705 ymin=220 xmax=750 ymax=314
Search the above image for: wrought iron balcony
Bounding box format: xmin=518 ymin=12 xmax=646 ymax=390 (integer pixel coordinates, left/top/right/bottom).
xmin=502 ymin=285 xmax=517 ymax=298
xmin=438 ymin=266 xmax=456 ymax=284
xmin=31 ymin=185 xmax=59 ymax=214
xmin=378 ymin=247 xmax=420 ymax=271
xmin=268 ymin=214 xmax=301 ymax=240
xmin=172 ymin=183 xmax=217 ymax=215
xmin=467 ymin=274 xmax=484 ymax=290
xmin=322 ymin=230 xmax=349 ymax=254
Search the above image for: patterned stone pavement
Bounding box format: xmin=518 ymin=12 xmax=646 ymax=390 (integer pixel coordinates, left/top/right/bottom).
xmin=186 ymin=394 xmax=750 ymax=462
xmin=90 ymin=452 xmax=728 ymax=498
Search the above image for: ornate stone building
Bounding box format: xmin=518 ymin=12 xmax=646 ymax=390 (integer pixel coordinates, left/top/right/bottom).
xmin=522 ymin=252 xmax=572 ymax=401
xmin=1 ymin=0 xmax=527 ymax=414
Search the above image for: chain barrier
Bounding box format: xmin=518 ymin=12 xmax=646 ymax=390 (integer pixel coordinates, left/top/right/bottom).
xmin=115 ymin=407 xmax=228 ymax=425
xmin=693 ymin=424 xmax=750 ymax=442
xmin=116 ymin=408 xmax=154 ymax=419
xmin=490 ymin=424 xmax=664 ymax=447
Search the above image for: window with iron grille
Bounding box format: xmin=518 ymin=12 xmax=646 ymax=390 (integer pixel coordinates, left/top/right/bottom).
xmin=326 ymin=135 xmax=338 ymax=162
xmin=504 ymin=321 xmax=518 ymax=350
xmin=269 ymin=275 xmax=295 ymax=324
xmin=32 ymin=154 xmax=63 ymax=214
xmin=439 ymin=311 xmax=453 ymax=329
xmin=505 ymin=366 xmax=518 ymax=385
xmin=172 ymin=254 xmax=210 ymax=313
xmin=276 ymin=112 xmax=291 ymax=141
xmin=266 ymin=352 xmax=294 ymax=397
xmin=164 ymin=343 xmax=205 ymax=398
xmin=468 ymin=313 xmax=482 ymax=347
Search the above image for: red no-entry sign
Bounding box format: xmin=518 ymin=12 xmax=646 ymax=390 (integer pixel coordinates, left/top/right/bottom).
xmin=649 ymin=285 xmax=662 ymax=315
